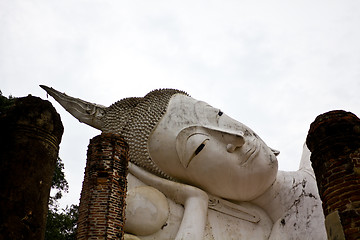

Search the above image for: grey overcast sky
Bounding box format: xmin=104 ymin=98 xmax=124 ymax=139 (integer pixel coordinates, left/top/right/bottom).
xmin=1 ymin=0 xmax=360 ymax=208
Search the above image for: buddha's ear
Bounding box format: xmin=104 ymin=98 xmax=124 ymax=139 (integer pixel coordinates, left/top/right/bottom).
xmin=270 ymin=148 xmax=280 ymax=156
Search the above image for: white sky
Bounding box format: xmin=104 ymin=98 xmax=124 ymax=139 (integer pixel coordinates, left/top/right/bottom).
xmin=1 ymin=0 xmax=360 ymax=208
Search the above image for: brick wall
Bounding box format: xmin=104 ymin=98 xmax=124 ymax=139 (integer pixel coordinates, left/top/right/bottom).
xmin=307 ymin=110 xmax=360 ymax=240
xmin=77 ymin=133 xmax=129 ymax=240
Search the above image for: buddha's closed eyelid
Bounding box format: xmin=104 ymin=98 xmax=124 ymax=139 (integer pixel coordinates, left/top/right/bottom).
xmin=185 ymin=138 xmax=209 ymax=167
xmin=194 ymin=139 xmax=208 ymax=155
xmin=180 ymin=134 xmax=209 ymax=168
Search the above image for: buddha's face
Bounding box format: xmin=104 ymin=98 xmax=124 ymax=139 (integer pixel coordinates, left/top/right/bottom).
xmin=148 ymin=94 xmax=278 ymax=201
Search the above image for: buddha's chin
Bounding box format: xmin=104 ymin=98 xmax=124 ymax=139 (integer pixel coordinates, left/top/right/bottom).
xmin=216 ymin=166 xmax=278 ymax=201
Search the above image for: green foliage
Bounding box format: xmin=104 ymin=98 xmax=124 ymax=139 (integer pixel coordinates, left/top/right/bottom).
xmin=52 ymin=157 xmax=69 ymax=192
xmin=45 ymin=205 xmax=78 ymax=240
xmin=45 ymin=157 xmax=78 ymax=240
xmin=0 ymin=90 xmax=15 ymax=113
xmin=49 ymin=157 xmax=69 ymax=206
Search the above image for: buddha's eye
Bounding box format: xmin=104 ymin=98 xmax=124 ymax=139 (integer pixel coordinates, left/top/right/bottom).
xmin=218 ymin=110 xmax=223 ymax=116
xmin=180 ymin=134 xmax=209 ymax=168
xmin=195 ymin=142 xmax=206 ymax=155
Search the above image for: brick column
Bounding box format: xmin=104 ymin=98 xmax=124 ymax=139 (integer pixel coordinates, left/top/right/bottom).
xmin=0 ymin=96 xmax=63 ymax=240
xmin=77 ymin=133 xmax=129 ymax=240
xmin=306 ymin=110 xmax=360 ymax=240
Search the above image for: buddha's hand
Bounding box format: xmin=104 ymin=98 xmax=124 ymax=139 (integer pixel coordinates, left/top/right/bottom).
xmin=128 ymin=162 xmax=208 ymax=240
xmin=124 ymin=186 xmax=169 ymax=236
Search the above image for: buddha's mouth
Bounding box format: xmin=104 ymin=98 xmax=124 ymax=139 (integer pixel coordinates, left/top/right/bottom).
xmin=240 ymin=139 xmax=260 ymax=166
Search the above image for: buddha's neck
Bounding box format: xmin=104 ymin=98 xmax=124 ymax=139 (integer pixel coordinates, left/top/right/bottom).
xmin=251 ymin=171 xmax=292 ymax=223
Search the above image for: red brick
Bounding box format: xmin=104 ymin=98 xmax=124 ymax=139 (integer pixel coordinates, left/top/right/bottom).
xmin=77 ymin=133 xmax=129 ymax=240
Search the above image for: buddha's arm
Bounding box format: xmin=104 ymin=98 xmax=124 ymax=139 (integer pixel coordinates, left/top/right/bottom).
xmin=128 ymin=163 xmax=209 ymax=240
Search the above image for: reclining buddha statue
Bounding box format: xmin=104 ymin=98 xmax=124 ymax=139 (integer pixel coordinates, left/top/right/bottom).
xmin=41 ymin=86 xmax=327 ymax=240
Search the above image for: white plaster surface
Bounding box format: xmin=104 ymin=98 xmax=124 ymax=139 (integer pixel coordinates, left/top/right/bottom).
xmin=124 ymin=95 xmax=327 ymax=239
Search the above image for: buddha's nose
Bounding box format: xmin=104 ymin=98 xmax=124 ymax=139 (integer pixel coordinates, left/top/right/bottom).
xmin=226 ymin=133 xmax=245 ymax=153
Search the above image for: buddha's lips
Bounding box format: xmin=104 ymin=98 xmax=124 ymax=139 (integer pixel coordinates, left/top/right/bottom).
xmin=240 ymin=138 xmax=260 ymax=166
